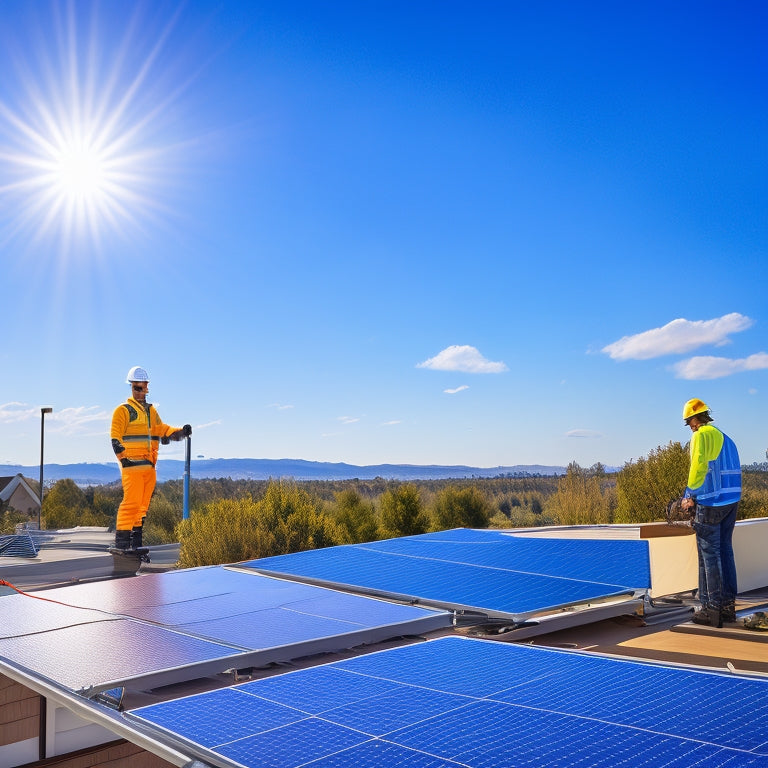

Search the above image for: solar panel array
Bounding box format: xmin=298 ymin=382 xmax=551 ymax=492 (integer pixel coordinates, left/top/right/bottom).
xmin=0 ymin=532 xmax=39 ymax=557
xmin=129 ymin=635 xmax=768 ymax=768
xmin=0 ymin=566 xmax=449 ymax=694
xmin=244 ymin=528 xmax=651 ymax=617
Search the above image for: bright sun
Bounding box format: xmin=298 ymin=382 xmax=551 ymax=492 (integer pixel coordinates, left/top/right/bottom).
xmin=0 ymin=4 xmax=188 ymax=254
xmin=53 ymin=141 xmax=107 ymax=202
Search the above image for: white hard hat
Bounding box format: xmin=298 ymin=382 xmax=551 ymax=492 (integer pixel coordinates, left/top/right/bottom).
xmin=126 ymin=366 xmax=149 ymax=383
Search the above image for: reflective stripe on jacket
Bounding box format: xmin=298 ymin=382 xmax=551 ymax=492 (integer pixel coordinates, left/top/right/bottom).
xmin=110 ymin=398 xmax=177 ymax=466
xmin=685 ymin=425 xmax=741 ymax=507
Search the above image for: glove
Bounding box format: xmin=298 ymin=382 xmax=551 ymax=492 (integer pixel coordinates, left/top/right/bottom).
xmin=666 ymin=497 xmax=694 ymax=525
xmin=120 ymin=457 xmax=137 ymax=468
xmin=161 ymin=436 xmax=171 ymax=445
xmin=182 ymin=424 xmax=192 ymax=437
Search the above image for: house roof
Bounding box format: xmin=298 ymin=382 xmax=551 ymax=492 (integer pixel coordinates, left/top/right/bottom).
xmin=0 ymin=473 xmax=39 ymax=503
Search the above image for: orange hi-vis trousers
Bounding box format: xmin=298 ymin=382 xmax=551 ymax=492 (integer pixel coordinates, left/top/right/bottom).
xmin=116 ymin=464 xmax=157 ymax=531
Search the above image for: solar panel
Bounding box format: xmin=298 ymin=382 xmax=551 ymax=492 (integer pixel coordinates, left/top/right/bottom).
xmin=0 ymin=532 xmax=38 ymax=557
xmin=128 ymin=636 xmax=768 ymax=768
xmin=242 ymin=528 xmax=650 ymax=618
xmin=0 ymin=565 xmax=450 ymax=695
xmin=0 ymin=618 xmax=243 ymax=693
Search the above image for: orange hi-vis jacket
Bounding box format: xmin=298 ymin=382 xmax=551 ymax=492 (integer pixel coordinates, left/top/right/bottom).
xmin=110 ymin=398 xmax=178 ymax=467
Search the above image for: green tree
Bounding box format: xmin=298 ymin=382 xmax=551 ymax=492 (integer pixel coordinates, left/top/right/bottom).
xmin=430 ymin=485 xmax=492 ymax=530
xmin=614 ymin=442 xmax=689 ymax=523
xmin=1 ymin=508 xmax=26 ymax=535
xmin=258 ymin=481 xmax=343 ymax=554
xmin=546 ymin=462 xmax=611 ymax=526
xmin=332 ymin=488 xmax=380 ymax=543
xmin=177 ymin=480 xmax=343 ymax=567
xmin=177 ymin=497 xmax=277 ymax=567
xmin=42 ymin=479 xmax=87 ymax=529
xmin=379 ymin=483 xmax=428 ymax=538
xmin=144 ymin=494 xmax=182 ymax=545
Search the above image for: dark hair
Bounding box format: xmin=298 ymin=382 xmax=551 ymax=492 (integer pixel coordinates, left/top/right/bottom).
xmin=698 ymin=411 xmax=713 ymax=424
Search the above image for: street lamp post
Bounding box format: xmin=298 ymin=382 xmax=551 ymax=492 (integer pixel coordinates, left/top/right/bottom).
xmin=39 ymin=407 xmax=53 ymax=529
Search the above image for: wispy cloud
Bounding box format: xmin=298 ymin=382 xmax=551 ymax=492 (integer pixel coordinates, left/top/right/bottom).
xmin=53 ymin=406 xmax=110 ymax=435
xmin=417 ymin=345 xmax=508 ymax=373
xmin=268 ymin=403 xmax=294 ymax=411
xmin=672 ymin=352 xmax=768 ymax=380
xmin=444 ymin=385 xmax=469 ymax=394
xmin=0 ymin=403 xmax=35 ymax=423
xmin=381 ymin=420 xmax=402 ymax=426
xmin=566 ymin=429 xmax=604 ymax=439
xmin=0 ymin=403 xmax=108 ymax=434
xmin=194 ymin=420 xmax=222 ymax=430
xmin=338 ymin=416 xmax=360 ymax=425
xmin=602 ymin=313 xmax=753 ymax=361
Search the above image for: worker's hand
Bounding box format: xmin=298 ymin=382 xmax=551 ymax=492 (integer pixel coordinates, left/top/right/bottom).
xmin=161 ymin=436 xmax=171 ymax=445
xmin=681 ymin=497 xmax=695 ymax=511
xmin=182 ymin=424 xmax=192 ymax=437
xmin=120 ymin=457 xmax=136 ymax=468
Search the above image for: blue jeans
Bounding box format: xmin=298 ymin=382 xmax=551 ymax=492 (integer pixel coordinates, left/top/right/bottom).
xmin=692 ymin=502 xmax=738 ymax=610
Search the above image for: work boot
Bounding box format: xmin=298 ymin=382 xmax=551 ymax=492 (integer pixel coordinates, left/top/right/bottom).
xmin=721 ymin=600 xmax=736 ymax=623
xmin=131 ymin=526 xmax=143 ymax=549
xmin=692 ymin=607 xmax=722 ymax=628
xmin=113 ymin=529 xmax=131 ymax=551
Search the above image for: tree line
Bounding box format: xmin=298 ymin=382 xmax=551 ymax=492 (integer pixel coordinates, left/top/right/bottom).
xmin=3 ymin=441 xmax=766 ymax=567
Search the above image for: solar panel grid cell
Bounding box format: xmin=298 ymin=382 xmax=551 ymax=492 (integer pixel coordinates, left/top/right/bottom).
xmin=134 ymin=687 xmax=300 ymax=748
xmin=306 ymin=741 xmax=460 ymax=767
xmin=128 ymin=637 xmax=768 ymax=768
xmin=237 ymin=666 xmax=400 ymax=713
xmin=0 ymin=619 xmax=242 ymax=691
xmin=217 ymin=717 xmax=367 ymax=768
xmin=0 ymin=594 xmax=112 ymax=638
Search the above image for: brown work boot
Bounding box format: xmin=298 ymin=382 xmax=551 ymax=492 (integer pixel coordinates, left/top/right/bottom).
xmin=721 ymin=601 xmax=736 ymax=623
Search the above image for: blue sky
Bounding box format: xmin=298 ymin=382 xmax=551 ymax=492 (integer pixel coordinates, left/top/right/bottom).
xmin=1 ymin=1 xmax=766 ymax=470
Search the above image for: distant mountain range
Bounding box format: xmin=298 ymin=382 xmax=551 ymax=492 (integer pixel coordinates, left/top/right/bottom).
xmin=1 ymin=458 xmax=569 ymax=486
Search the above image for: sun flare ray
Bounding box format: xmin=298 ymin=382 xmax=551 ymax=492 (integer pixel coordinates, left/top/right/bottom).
xmin=0 ymin=1 xmax=189 ymax=257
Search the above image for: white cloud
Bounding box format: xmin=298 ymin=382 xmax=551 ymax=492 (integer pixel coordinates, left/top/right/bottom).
xmin=566 ymin=429 xmax=604 ymax=439
xmin=444 ymin=385 xmax=469 ymax=394
xmin=381 ymin=420 xmax=402 ymax=426
xmin=602 ymin=313 xmax=753 ymax=361
xmin=194 ymin=420 xmax=222 ymax=430
xmin=338 ymin=416 xmax=360 ymax=424
xmin=0 ymin=402 xmax=35 ymax=423
xmin=52 ymin=406 xmax=110 ymax=435
xmin=417 ymin=345 xmax=508 ymax=373
xmin=672 ymin=352 xmax=768 ymax=380
xmin=268 ymin=403 xmax=294 ymax=411
xmin=0 ymin=403 xmax=109 ymax=434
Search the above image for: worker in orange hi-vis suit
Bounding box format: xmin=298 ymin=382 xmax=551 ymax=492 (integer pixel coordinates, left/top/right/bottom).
xmin=110 ymin=366 xmax=191 ymax=552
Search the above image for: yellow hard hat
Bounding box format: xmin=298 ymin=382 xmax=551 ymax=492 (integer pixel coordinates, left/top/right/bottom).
xmin=683 ymin=398 xmax=709 ymax=422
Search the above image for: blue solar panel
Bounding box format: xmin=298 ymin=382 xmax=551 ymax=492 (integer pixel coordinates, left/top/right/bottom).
xmin=363 ymin=529 xmax=650 ymax=585
xmin=26 ymin=565 xmax=447 ymax=642
xmin=0 ymin=565 xmax=450 ymax=694
xmin=0 ymin=618 xmax=242 ymax=692
xmin=129 ymin=636 xmax=768 ymax=768
xmin=242 ymin=529 xmax=650 ymax=617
